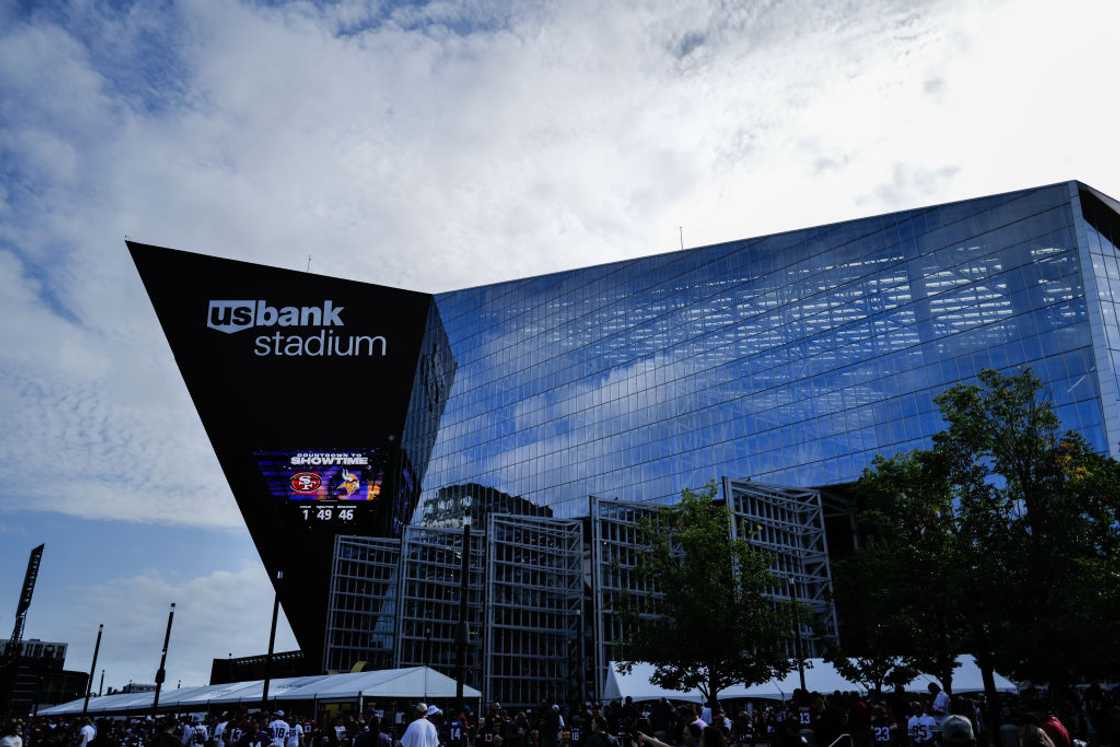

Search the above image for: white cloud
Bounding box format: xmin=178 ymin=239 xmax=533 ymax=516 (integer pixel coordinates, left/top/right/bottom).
xmin=33 ymin=564 xmax=297 ymax=689
xmin=1 ymin=0 xmax=1119 ymax=533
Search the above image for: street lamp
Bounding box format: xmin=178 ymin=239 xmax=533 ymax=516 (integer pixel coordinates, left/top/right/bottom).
xmin=152 ymin=603 xmax=176 ymax=716
xmin=262 ymin=569 xmax=284 ymax=709
xmin=82 ymin=624 xmax=103 ymax=717
xmin=785 ymin=575 xmax=807 ymax=692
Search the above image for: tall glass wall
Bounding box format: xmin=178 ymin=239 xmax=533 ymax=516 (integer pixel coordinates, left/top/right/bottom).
xmin=1076 ymin=187 xmax=1120 ymax=455
xmin=422 ymin=183 xmax=1107 ymax=518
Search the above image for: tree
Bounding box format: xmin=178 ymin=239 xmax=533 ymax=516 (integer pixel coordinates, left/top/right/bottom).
xmin=820 ymin=541 xmax=911 ymax=695
xmin=619 ymin=484 xmax=797 ymax=712
xmin=844 ymin=368 xmax=1120 ymax=739
xmin=847 ymin=448 xmax=967 ymax=695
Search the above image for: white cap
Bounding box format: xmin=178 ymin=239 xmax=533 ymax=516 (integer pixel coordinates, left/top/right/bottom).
xmin=276 ymin=710 xmax=285 ymax=717
xmin=427 ymin=705 xmax=443 ymax=717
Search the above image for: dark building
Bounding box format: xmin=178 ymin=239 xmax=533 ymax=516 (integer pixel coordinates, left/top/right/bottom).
xmin=0 ymin=639 xmax=88 ymax=714
xmin=210 ymin=651 xmax=307 ymax=686
xmin=134 ymin=182 xmax=1120 ymax=702
xmin=419 ymin=483 xmax=553 ymax=527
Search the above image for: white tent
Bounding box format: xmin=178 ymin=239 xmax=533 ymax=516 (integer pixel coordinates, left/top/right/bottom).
xmin=38 ymin=666 xmax=480 ymax=717
xmin=603 ymin=656 xmax=1017 ymax=703
xmin=912 ymin=659 xmax=1018 ymax=695
xmin=603 ymin=661 xmax=863 ymax=703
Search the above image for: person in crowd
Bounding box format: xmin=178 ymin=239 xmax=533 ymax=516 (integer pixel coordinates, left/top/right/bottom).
xmin=929 ymin=684 xmax=951 ymax=727
xmin=402 ymin=703 xmax=440 ymax=747
xmin=908 ymin=701 xmax=936 ymax=746
xmin=941 ymin=715 xmax=976 ymax=747
xmin=0 ymin=719 xmax=22 ymax=747
xmin=78 ymin=717 xmax=97 ymax=747
xmin=542 ymin=705 xmax=564 ymax=747
xmin=1020 ymin=725 xmax=1057 ymax=747
xmin=269 ymin=711 xmax=292 ymax=747
xmin=194 ymin=717 xmax=211 ymax=745
xmin=1038 ymin=710 xmax=1071 ymax=747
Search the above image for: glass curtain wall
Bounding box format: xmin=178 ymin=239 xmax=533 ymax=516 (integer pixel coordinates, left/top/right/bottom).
xmin=426 ymin=184 xmax=1103 ymax=519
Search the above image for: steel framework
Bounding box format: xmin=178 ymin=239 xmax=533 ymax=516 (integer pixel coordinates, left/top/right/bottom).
xmin=323 ymin=536 xmax=401 ymax=672
xmin=323 ymin=480 xmax=837 ymax=703
xmin=484 ymin=514 xmax=583 ymax=708
xmin=724 ymin=478 xmax=838 ymax=651
xmin=395 ymin=525 xmax=487 ymax=689
xmin=588 ymin=497 xmax=665 ymax=702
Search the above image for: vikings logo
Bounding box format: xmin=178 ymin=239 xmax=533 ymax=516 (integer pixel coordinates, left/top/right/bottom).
xmin=336 ymin=468 xmax=361 ymax=497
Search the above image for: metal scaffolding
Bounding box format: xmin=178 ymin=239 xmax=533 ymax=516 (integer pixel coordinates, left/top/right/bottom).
xmin=484 ymin=514 xmax=583 ymax=708
xmin=588 ymin=496 xmax=665 ymax=702
xmin=324 ymin=479 xmax=837 ymax=703
xmin=323 ymin=536 xmax=402 ymax=673
xmin=724 ymin=478 xmax=838 ymax=651
xmin=395 ymin=525 xmax=487 ymax=690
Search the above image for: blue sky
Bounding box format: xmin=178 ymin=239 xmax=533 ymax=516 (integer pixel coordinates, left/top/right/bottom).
xmin=2 ymin=0 xmax=1120 ymax=687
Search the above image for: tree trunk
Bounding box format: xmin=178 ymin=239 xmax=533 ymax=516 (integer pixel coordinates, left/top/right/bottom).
xmin=978 ymin=657 xmax=1000 ymax=747
xmin=709 ymin=668 xmax=720 ymax=719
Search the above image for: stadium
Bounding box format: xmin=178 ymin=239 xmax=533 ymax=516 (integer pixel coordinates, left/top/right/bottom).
xmin=130 ymin=180 xmax=1120 ymax=709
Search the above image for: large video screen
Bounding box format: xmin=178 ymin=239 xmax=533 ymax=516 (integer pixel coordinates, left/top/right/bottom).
xmin=256 ymin=449 xmax=386 ymax=523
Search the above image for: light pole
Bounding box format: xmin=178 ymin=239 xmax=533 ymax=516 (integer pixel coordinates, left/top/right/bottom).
xmin=152 ymin=603 xmax=176 ymax=716
xmin=786 ymin=576 xmax=806 ymax=692
xmin=454 ymin=516 xmax=472 ymax=712
xmin=82 ymin=624 xmax=103 ymax=717
xmin=262 ymin=569 xmax=283 ymax=710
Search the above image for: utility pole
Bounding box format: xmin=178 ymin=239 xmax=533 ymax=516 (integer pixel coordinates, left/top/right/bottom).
xmin=261 ymin=570 xmax=283 ymax=710
xmin=82 ymin=624 xmax=103 ymax=717
xmin=98 ymin=670 xmax=104 ymax=697
xmin=454 ymin=516 xmax=472 ymax=712
xmin=151 ymin=603 xmax=176 ymax=716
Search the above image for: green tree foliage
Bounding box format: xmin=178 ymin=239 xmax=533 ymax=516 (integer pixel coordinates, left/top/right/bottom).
xmin=838 ymin=368 xmax=1120 ymax=726
xmin=619 ymin=484 xmax=797 ymax=710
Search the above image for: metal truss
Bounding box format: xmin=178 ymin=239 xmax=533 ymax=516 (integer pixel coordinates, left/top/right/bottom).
xmin=324 ymin=480 xmax=836 ymax=703
xmin=396 ymin=525 xmax=487 ymax=690
xmin=724 ymin=478 xmax=838 ymax=652
xmin=484 ymin=514 xmax=583 ymax=708
xmin=323 ymin=535 xmax=402 ymax=673
xmin=588 ymin=496 xmax=665 ymax=702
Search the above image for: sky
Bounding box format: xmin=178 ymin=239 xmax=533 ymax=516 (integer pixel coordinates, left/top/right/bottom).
xmin=2 ymin=0 xmax=1119 ymax=689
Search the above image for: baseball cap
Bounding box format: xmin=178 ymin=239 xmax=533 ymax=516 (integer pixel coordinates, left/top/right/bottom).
xmin=942 ymin=715 xmax=975 ymax=744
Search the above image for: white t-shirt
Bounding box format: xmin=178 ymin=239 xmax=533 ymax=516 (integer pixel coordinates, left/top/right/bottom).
xmin=79 ymin=724 xmax=97 ymax=747
xmin=401 ymin=718 xmax=440 ymax=747
xmin=0 ymin=736 xmax=22 ymax=747
xmin=908 ymin=715 xmax=935 ymax=744
xmin=215 ymin=720 xmax=228 ymax=747
xmin=286 ymin=722 xmax=304 ymax=747
xmin=269 ymin=719 xmax=291 ymax=747
xmin=181 ymin=723 xmax=195 ymax=745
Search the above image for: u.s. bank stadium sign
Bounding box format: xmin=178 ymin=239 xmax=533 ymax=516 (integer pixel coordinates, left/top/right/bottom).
xmin=207 ymin=299 xmax=388 ymax=358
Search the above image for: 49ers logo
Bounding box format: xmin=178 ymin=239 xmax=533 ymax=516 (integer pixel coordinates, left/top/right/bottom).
xmin=289 ymin=472 xmax=322 ymax=494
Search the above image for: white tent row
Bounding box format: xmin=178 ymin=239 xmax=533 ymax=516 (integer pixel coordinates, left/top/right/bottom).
xmin=603 ymin=656 xmax=1018 ymax=703
xmin=39 ymin=666 xmax=480 ymax=717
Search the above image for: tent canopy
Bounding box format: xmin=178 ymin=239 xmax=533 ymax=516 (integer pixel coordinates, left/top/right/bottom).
xmin=603 ymin=656 xmax=1017 ymax=703
xmin=38 ymin=666 xmax=480 ymax=717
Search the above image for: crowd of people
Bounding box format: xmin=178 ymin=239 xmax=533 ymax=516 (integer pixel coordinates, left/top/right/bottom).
xmin=3 ymin=682 xmax=1119 ymax=747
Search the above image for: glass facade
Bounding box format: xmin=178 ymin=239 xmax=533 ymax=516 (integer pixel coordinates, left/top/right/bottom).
xmin=421 ymin=182 xmax=1115 ymax=520
xmin=1075 ymin=186 xmax=1120 ymax=453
